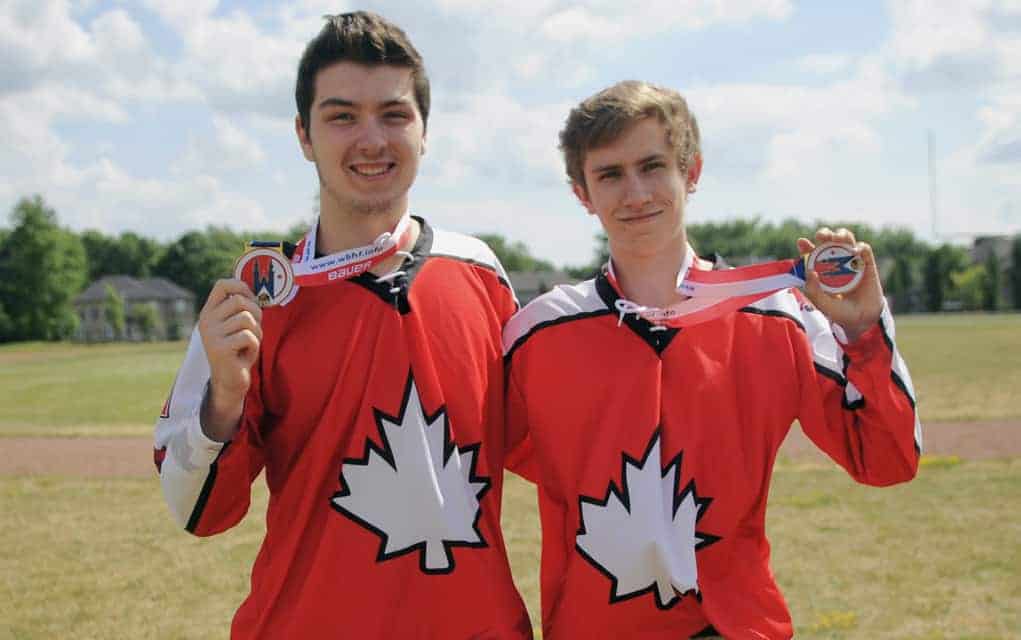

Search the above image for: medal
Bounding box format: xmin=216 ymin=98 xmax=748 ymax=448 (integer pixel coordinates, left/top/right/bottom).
xmin=609 ymin=242 xmax=865 ymax=328
xmin=234 ymin=242 xmax=296 ymax=307
xmin=234 ymin=213 xmax=414 ymax=307
xmin=804 ymin=242 xmax=865 ymax=295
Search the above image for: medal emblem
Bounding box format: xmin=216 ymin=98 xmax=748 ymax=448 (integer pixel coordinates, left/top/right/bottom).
xmin=234 ymin=243 xmax=295 ymax=307
xmin=806 ymin=242 xmax=865 ymax=295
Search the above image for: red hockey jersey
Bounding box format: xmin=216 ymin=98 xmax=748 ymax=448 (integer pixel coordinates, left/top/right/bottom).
xmin=155 ymin=220 xmax=532 ymax=639
xmin=502 ymin=265 xmax=921 ymax=640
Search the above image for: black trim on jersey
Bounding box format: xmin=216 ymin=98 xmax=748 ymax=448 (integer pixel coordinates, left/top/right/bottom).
xmin=737 ymin=306 xmax=807 ymax=333
xmin=814 ymin=362 xmax=846 ymax=387
xmin=878 ymin=316 xmax=917 ymax=410
xmin=595 ymin=273 xmax=681 ymax=355
xmin=575 ymin=429 xmax=720 ymax=611
xmin=185 ymin=441 xmax=231 ymax=534
xmin=343 ymin=217 xmax=435 ymax=313
xmin=329 ymin=370 xmax=491 ymax=575
xmin=839 ymin=353 xmax=866 ymax=411
xmin=504 ymin=308 xmax=614 ymax=362
xmin=878 ymin=316 xmax=921 ymax=456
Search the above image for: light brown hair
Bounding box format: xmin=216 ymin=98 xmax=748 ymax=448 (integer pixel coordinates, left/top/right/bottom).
xmin=559 ymin=80 xmax=700 ymax=190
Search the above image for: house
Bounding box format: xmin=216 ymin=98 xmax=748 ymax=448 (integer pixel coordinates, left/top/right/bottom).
xmin=74 ymin=275 xmax=196 ymax=342
xmin=507 ymin=271 xmax=576 ymax=305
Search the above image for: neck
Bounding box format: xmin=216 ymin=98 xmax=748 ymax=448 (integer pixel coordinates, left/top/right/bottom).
xmin=315 ymin=190 xmax=410 ymax=255
xmin=610 ymin=234 xmax=689 ymax=308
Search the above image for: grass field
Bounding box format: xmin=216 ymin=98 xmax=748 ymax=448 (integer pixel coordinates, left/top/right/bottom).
xmin=1 ymin=313 xmax=1019 ymax=638
xmin=2 ymin=313 xmax=1020 ymax=437
xmin=1 ymin=461 xmax=1019 ymax=639
xmin=0 ymin=341 xmax=187 ymax=437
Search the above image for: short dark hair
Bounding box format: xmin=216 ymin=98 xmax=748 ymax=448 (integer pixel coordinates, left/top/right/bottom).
xmin=295 ymin=11 xmax=430 ymax=136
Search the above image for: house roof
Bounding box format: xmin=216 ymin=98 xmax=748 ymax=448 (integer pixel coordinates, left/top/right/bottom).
xmin=75 ymin=276 xmax=195 ymax=304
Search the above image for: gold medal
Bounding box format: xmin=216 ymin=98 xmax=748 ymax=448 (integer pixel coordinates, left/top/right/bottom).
xmin=233 ymin=242 xmax=296 ymax=307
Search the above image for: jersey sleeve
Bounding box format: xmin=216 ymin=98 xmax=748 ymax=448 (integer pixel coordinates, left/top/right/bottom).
xmin=792 ymin=295 xmax=922 ymax=486
xmin=153 ymin=328 xmax=266 ymax=535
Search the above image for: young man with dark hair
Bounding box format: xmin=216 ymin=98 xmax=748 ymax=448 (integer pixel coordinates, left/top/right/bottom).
xmin=503 ymin=81 xmax=921 ymax=639
xmin=155 ymin=12 xmax=531 ymax=639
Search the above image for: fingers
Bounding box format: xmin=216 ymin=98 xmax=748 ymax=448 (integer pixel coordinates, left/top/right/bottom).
xmin=202 ymin=278 xmax=257 ymax=313
xmin=796 ymin=237 xmax=815 ymax=255
xmin=224 ymin=329 xmax=261 ymax=360
xmin=220 ymin=309 xmax=263 ymax=343
xmin=814 ymin=227 xmax=857 ymax=247
xmin=200 ymin=279 xmax=262 ymax=325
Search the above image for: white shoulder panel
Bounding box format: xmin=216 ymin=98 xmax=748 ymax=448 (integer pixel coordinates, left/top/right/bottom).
xmin=502 ymin=279 xmax=606 ymax=355
xmin=154 ymin=328 xmax=226 ymax=529
xmin=430 ymin=228 xmax=516 ymax=303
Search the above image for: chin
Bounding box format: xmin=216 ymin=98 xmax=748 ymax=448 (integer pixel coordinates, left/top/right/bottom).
xmin=350 ymin=199 xmax=398 ymax=216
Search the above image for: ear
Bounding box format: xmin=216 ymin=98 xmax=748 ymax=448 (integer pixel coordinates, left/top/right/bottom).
xmin=295 ymin=115 xmax=315 ymax=162
xmin=420 ymin=129 xmax=427 ymax=156
xmin=686 ymin=153 xmax=703 ymax=191
xmin=572 ymin=182 xmax=597 ymax=216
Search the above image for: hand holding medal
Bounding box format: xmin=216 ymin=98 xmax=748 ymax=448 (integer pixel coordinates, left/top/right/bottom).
xmin=798 ymin=227 xmax=884 ymax=343
xmin=610 ymin=227 xmax=879 ymax=339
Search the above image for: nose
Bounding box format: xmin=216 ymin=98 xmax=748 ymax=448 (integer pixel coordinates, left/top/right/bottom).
xmin=356 ymin=118 xmax=387 ymax=157
xmin=621 ymin=173 xmax=652 ymax=210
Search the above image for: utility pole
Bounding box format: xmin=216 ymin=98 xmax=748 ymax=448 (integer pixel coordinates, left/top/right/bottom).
xmin=927 ymin=130 xmax=939 ymax=241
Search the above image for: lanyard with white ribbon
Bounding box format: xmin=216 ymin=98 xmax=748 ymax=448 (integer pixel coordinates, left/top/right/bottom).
xmin=291 ymin=212 xmax=413 ymax=286
xmin=234 ymin=213 xmax=414 ymax=306
xmin=608 ymin=242 xmax=864 ymax=329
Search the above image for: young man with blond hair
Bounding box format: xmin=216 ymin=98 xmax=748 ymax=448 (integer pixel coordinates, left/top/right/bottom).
xmin=155 ymin=12 xmax=531 ymax=639
xmin=503 ymin=81 xmax=921 ymax=639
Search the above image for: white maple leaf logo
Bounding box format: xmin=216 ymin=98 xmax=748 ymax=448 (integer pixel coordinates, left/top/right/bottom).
xmin=331 ymin=373 xmax=490 ymax=574
xmin=576 ymin=430 xmax=719 ymax=609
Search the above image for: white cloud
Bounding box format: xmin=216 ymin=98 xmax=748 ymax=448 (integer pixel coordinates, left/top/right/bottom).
xmin=424 ymin=92 xmax=571 ymax=188
xmin=541 ymin=0 xmax=793 ymax=42
xmin=796 ymin=53 xmax=852 ymax=75
xmin=172 ymin=116 xmax=267 ymax=175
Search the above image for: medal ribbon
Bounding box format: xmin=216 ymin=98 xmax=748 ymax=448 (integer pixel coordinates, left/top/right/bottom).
xmin=607 ymin=247 xmax=812 ymax=329
xmin=290 ymin=212 xmax=413 ymax=286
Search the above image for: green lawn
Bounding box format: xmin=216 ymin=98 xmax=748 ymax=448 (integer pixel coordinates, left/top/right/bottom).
xmin=894 ymin=313 xmax=1021 ymax=423
xmin=0 ymin=341 xmax=187 ymax=437
xmin=1 ymin=461 xmax=1018 ymax=639
xmin=2 ymin=313 xmax=1019 ymax=437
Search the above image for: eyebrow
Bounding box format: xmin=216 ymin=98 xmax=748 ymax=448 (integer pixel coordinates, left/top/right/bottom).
xmin=591 ymin=154 xmax=665 ymax=174
xmin=316 ymin=96 xmax=414 ymax=110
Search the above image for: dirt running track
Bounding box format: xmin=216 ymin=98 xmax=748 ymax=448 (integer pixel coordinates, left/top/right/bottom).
xmin=0 ymin=422 xmax=1018 ymax=478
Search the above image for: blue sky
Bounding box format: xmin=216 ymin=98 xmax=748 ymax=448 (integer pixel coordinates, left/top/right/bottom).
xmin=3 ymin=0 xmax=1019 ymax=267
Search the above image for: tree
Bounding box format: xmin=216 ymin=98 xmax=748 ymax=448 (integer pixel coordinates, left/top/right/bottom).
xmin=886 ymin=255 xmax=916 ymax=313
xmin=474 ymin=234 xmax=554 ymax=272
xmin=950 ymin=265 xmax=988 ymax=311
xmin=981 ymin=252 xmax=1001 ymax=311
xmin=0 ymin=195 xmax=86 ymax=341
xmin=154 ymin=227 xmax=247 ymax=310
xmin=922 ymin=244 xmax=968 ymax=311
xmin=82 ymin=230 xmax=162 ymax=281
xmin=103 ymin=284 xmax=126 ymax=340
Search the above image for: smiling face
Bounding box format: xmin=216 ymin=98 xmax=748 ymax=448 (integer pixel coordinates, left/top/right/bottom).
xmin=574 ymin=117 xmax=702 ymax=259
xmin=296 ymin=62 xmax=426 ymax=219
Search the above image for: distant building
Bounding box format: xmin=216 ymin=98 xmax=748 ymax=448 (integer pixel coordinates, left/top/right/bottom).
xmin=508 ymin=271 xmax=576 ymax=306
xmin=74 ymin=276 xmax=196 ymax=342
